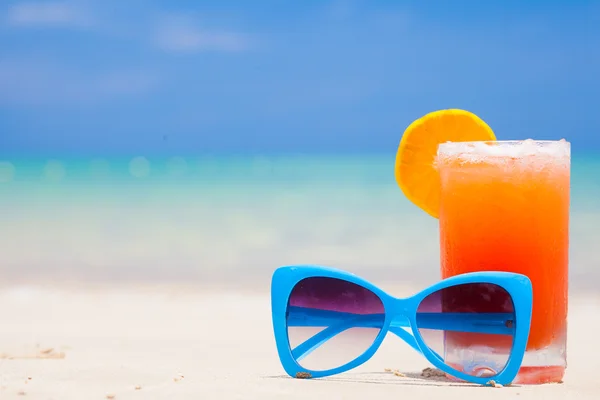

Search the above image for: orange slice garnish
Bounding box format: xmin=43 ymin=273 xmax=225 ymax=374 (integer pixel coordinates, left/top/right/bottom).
xmin=394 ymin=109 xmax=496 ymax=218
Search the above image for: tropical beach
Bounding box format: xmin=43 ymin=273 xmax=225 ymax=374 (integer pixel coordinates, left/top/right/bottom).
xmin=2 ymin=1 xmax=600 ymax=398
xmin=1 ymin=152 xmax=600 ymax=398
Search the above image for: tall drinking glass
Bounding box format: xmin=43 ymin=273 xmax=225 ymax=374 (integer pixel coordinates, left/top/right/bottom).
xmin=436 ymin=140 xmax=570 ymax=384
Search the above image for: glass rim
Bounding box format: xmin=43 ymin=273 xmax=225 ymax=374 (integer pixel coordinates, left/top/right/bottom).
xmin=438 ymin=139 xmax=570 ymax=146
xmin=437 ymin=139 xmax=571 ymax=158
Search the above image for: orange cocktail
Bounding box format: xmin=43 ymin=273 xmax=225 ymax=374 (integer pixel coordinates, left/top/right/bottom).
xmin=437 ymin=140 xmax=570 ymax=384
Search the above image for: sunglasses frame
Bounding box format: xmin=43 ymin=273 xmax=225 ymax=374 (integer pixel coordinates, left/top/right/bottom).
xmin=271 ymin=264 xmax=533 ymax=386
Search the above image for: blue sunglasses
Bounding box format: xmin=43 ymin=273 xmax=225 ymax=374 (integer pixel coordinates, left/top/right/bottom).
xmin=271 ymin=265 xmax=533 ymax=386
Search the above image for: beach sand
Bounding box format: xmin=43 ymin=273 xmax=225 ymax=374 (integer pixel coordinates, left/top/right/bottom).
xmin=0 ymin=285 xmax=598 ymax=399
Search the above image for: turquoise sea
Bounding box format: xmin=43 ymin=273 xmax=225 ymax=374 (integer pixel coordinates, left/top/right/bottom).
xmin=1 ymin=153 xmax=599 ymax=292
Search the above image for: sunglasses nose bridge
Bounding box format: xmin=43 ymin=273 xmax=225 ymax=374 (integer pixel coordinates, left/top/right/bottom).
xmin=387 ymin=298 xmax=410 ymax=323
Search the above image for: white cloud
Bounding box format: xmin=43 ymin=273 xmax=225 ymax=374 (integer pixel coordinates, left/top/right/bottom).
xmin=155 ymin=16 xmax=251 ymax=53
xmin=0 ymin=59 xmax=159 ymax=106
xmin=6 ymin=2 xmax=90 ymax=28
xmin=6 ymin=5 xmax=251 ymax=53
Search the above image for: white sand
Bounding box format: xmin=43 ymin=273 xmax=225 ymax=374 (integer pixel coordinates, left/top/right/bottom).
xmin=0 ymin=286 xmax=599 ymax=399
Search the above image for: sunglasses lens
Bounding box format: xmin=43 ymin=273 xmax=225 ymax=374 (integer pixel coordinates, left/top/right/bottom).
xmin=416 ymin=283 xmax=515 ymax=378
xmin=286 ymin=277 xmax=385 ymax=372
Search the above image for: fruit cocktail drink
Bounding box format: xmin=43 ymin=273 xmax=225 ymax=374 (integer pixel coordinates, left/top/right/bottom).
xmin=436 ymin=139 xmax=570 ymax=384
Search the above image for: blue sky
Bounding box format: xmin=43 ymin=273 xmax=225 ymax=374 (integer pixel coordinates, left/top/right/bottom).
xmin=0 ymin=0 xmax=598 ymax=155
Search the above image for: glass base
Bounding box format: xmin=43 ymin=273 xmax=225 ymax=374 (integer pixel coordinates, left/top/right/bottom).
xmin=445 ymin=342 xmax=566 ymax=385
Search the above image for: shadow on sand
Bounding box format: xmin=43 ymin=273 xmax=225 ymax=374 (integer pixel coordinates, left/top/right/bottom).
xmin=264 ymin=368 xmax=520 ymax=388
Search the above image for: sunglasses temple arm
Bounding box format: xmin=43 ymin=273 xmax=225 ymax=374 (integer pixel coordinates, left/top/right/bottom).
xmin=388 ymin=326 xmax=423 ymax=354
xmin=288 ymin=307 xmax=515 ymax=360
xmin=288 ymin=307 xmax=419 ymax=360
xmin=288 ymin=307 xmax=514 ymax=335
xmin=388 ymin=326 xmax=444 ymax=362
xmin=414 ymin=313 xmax=514 ymax=335
xmin=291 ymin=323 xmax=353 ymax=361
xmin=290 ymin=316 xmax=427 ymax=361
